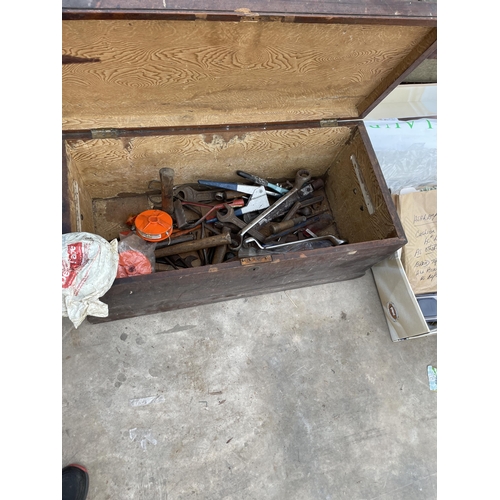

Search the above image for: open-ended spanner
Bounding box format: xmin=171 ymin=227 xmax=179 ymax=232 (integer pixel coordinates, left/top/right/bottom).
xmin=216 ymin=204 xmax=267 ymax=244
xmin=180 ymin=199 xmax=245 ymax=229
xmin=174 ymin=184 xmax=237 ymax=203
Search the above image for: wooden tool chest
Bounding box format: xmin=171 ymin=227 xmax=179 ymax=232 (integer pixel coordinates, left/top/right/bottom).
xmin=62 ymin=1 xmax=437 ymax=323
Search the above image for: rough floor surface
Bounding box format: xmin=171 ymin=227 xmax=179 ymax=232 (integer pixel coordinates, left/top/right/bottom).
xmin=62 ymin=272 xmax=437 ymax=500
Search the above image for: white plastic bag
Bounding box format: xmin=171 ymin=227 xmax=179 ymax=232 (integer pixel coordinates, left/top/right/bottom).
xmin=62 ymin=232 xmax=119 ymax=328
xmin=364 ymin=118 xmax=437 ymax=194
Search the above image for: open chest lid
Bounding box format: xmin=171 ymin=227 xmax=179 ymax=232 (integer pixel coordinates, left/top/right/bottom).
xmin=62 ymin=2 xmax=436 ymax=132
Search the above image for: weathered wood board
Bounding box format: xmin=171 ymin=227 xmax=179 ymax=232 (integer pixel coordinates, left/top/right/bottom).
xmin=64 ymin=127 xmax=351 ymax=200
xmin=63 ymin=20 xmax=436 ymax=130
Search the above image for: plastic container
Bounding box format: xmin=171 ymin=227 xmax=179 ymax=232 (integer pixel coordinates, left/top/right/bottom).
xmin=135 ymin=210 xmax=173 ymax=242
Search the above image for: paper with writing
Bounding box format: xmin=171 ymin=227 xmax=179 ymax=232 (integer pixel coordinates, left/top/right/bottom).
xmin=399 ymin=189 xmax=437 ymax=294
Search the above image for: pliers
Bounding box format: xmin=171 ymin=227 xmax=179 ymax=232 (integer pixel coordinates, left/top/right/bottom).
xmin=197 ymin=180 xmax=270 ymax=216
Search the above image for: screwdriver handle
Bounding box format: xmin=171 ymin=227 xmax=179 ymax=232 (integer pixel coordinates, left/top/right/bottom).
xmin=198 ymin=180 xmax=239 ymax=191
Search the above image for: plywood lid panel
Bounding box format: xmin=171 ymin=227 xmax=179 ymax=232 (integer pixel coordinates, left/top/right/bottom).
xmin=62 ymin=19 xmax=436 ymax=131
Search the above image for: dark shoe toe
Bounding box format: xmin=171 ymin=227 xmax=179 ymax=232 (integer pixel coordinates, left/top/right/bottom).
xmin=62 ymin=464 xmax=89 ymax=500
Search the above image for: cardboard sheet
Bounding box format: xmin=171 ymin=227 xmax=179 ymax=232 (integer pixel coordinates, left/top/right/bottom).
xmin=398 ymin=189 xmax=437 ymax=294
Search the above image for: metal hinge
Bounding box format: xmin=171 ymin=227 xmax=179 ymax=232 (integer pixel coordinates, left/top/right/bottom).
xmin=239 ymin=16 xmax=260 ymax=22
xmin=91 ymin=128 xmax=119 ymax=139
xmin=319 ymin=119 xmax=339 ymax=128
xmin=236 ymin=8 xmax=260 ymax=21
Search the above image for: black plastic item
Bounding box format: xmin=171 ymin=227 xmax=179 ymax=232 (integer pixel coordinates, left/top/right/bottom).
xmin=416 ymin=293 xmax=437 ymax=322
xmin=62 ymin=464 xmax=89 ymax=500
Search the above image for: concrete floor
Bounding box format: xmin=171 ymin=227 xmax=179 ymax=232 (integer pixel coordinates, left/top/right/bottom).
xmin=62 ymin=271 xmax=437 ymax=500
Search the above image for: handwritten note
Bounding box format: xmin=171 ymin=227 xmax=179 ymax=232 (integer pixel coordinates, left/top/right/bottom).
xmin=398 ymin=189 xmax=437 ymax=294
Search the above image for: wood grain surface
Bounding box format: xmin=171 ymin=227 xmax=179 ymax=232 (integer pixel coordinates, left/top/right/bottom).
xmin=62 ymin=20 xmax=434 ymax=130
xmin=62 ymin=141 xmax=72 ymax=233
xmin=88 ymin=236 xmax=404 ymax=323
xmin=65 ymin=144 xmax=95 ymax=234
xmin=92 ymin=195 xmax=153 ymax=240
xmin=325 ymin=127 xmax=397 ymax=243
xmin=65 ymin=127 xmax=352 ymax=201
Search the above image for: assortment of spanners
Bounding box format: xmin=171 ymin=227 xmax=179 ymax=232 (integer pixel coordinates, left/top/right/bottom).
xmin=141 ymin=168 xmax=347 ymax=270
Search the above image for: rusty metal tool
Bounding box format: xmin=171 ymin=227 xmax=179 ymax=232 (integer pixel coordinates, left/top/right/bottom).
xmin=264 ymin=212 xmax=334 ymax=243
xmin=164 ymin=253 xmax=201 ymax=268
xmin=305 ymin=215 xmax=340 ymax=236
xmin=155 ymin=233 xmax=195 ymax=249
xmin=208 ymin=178 xmax=323 ymax=226
xmin=173 ymin=199 xmax=188 ymax=229
xmin=198 ymin=180 xmax=270 ymax=216
xmin=155 ymin=232 xmax=232 ymax=258
xmin=270 ymin=216 xmax=307 ymax=235
xmin=282 ymin=195 xmax=324 ymax=222
xmin=204 ymin=224 xmax=222 ymax=236
xmin=236 ymin=170 xmax=289 ymax=195
xmin=281 ymin=201 xmax=302 ymax=222
xmin=180 ymin=199 xmax=245 ymax=228
xmin=198 ymin=225 xmax=208 ymax=265
xmin=232 ymin=170 xmax=312 ymax=248
xmin=155 ymin=262 xmax=175 ymax=272
xmin=160 ymin=168 xmax=175 ymax=216
xmin=174 ymin=184 xmax=242 ymax=203
xmin=304 ymin=228 xmax=320 ymax=238
xmin=211 ymin=227 xmax=231 ymax=264
xmin=260 ymin=179 xmax=324 ymax=223
xmin=170 ymin=224 xmax=201 ymax=239
xmin=216 ymin=204 xmax=267 ymax=243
